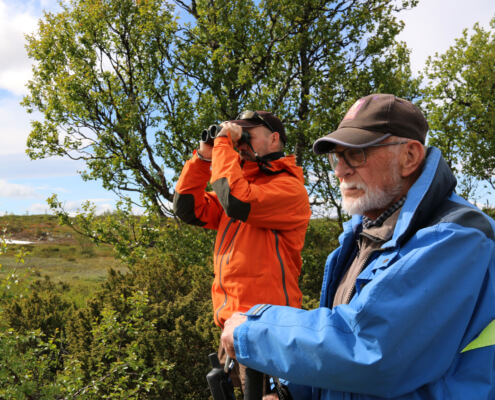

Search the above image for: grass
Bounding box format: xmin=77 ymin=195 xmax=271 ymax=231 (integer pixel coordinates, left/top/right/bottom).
xmin=1 ymin=246 xmax=127 ymax=283
xmin=0 ymin=215 xmax=128 ymax=304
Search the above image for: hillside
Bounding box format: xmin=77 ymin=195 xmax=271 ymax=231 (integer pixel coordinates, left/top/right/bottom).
xmin=0 ymin=214 xmax=127 ymax=301
xmin=1 ymin=214 xmax=79 ymax=245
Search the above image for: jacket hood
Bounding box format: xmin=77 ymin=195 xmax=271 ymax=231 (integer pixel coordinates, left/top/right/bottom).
xmin=394 ymin=146 xmax=456 ymax=244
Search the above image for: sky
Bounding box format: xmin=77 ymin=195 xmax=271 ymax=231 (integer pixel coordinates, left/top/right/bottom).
xmin=0 ymin=0 xmax=494 ymax=216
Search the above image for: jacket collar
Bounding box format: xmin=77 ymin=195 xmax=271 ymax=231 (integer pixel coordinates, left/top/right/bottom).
xmin=347 ymin=147 xmax=457 ymax=247
xmin=261 ymin=152 xmax=285 ymax=162
xmin=394 ymin=146 xmax=456 ymax=245
xmin=241 ymin=154 xmax=305 ymax=183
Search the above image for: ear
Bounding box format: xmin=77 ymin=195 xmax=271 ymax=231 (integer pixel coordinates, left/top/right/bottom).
xmin=400 ymin=141 xmax=425 ymax=178
xmin=270 ymin=131 xmax=280 ymax=147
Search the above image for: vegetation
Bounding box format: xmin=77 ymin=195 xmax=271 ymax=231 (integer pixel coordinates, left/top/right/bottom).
xmin=22 ymin=0 xmax=421 ymax=222
xmin=0 ymin=214 xmax=126 ymax=305
xmin=421 ymin=16 xmax=495 ymax=202
xmin=0 ymin=215 xmax=339 ymax=398
xmin=5 ymin=0 xmax=494 ymax=398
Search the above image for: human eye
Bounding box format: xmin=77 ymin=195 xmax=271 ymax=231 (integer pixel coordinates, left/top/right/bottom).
xmin=344 ymin=148 xmax=365 ymax=165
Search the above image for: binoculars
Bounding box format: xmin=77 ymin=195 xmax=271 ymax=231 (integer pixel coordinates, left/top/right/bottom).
xmin=201 ymin=124 xmax=250 ymax=146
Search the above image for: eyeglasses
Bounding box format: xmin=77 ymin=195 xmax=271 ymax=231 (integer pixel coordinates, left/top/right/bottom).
xmin=237 ymin=110 xmax=275 ymax=133
xmin=328 ymin=142 xmax=407 ymax=170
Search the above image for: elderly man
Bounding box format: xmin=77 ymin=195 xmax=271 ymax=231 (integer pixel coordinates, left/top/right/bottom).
xmin=173 ymin=111 xmax=311 ymax=392
xmin=221 ymin=94 xmax=495 ymax=399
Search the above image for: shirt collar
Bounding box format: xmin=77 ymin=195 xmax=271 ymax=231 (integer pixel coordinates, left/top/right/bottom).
xmin=362 ymin=196 xmax=406 ymax=230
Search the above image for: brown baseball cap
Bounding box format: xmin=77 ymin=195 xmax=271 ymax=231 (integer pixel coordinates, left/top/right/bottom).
xmin=313 ymin=94 xmax=428 ymax=154
xmin=230 ymin=111 xmax=287 ymax=144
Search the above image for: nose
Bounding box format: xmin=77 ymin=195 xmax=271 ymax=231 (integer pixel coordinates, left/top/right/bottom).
xmin=332 ymin=156 xmax=354 ymax=179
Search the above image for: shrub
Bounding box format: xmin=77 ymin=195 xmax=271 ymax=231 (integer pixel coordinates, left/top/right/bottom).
xmin=0 ymin=328 xmax=62 ymax=399
xmin=0 ymin=215 xmax=343 ymax=398
xmin=64 ymin=224 xmax=218 ymax=399
xmin=300 ymin=219 xmax=342 ymax=306
xmin=0 ymin=244 xmax=64 ymax=398
xmin=57 ymin=291 xmax=172 ymax=399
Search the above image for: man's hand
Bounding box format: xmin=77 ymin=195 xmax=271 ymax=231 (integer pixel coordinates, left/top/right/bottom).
xmin=262 ymin=395 xmax=279 ymax=400
xmin=219 ymin=121 xmax=243 ymax=146
xmin=220 ymin=312 xmax=247 ymax=358
xmin=198 ymin=141 xmax=213 ymax=160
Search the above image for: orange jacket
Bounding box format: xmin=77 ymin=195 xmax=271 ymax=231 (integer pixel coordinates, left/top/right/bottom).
xmin=173 ymin=136 xmax=311 ymax=327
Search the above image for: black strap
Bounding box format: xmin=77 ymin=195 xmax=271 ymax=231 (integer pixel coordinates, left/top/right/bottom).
xmin=272 ymin=377 xmax=293 ymax=400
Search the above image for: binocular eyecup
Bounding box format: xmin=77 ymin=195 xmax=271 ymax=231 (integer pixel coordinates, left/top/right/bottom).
xmin=201 ymin=124 xmax=250 ymax=146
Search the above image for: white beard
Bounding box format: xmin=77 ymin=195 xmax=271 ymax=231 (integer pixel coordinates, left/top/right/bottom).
xmin=340 ymin=165 xmax=404 ymax=217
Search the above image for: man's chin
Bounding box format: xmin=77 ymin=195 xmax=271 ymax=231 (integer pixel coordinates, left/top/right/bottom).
xmin=342 ymin=197 xmax=366 ymax=216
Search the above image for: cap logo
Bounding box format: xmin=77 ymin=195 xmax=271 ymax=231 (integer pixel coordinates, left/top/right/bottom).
xmin=343 ymin=98 xmax=366 ymax=121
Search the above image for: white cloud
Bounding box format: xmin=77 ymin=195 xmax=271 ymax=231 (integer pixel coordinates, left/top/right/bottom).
xmin=397 ymin=0 xmax=495 ymax=74
xmin=0 ymin=1 xmax=38 ymax=96
xmin=0 ymin=0 xmax=62 ymax=96
xmin=0 ymin=152 xmax=85 ymax=179
xmin=0 ymin=178 xmax=41 ymax=198
xmin=86 ymin=198 xmax=119 ymax=203
xmin=45 ymin=199 xmax=115 ymax=217
xmin=26 ymin=202 xmax=52 ymax=215
xmin=0 ymin=97 xmax=33 ymax=156
xmin=23 ymin=201 xmax=145 ymax=217
xmin=42 ymin=186 xmax=69 ymax=192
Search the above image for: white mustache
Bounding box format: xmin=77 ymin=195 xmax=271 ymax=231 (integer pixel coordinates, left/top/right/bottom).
xmin=340 ymin=182 xmax=367 ymax=191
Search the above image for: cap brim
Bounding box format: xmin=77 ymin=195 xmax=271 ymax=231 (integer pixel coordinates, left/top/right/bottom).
xmin=312 ymin=128 xmax=391 ymax=154
xmin=229 ymin=119 xmax=264 ymax=128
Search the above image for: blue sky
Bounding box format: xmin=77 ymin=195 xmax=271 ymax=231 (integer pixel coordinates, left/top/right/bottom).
xmin=1 ymin=0 xmax=495 ymax=216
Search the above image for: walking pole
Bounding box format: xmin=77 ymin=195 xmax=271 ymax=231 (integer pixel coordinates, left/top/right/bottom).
xmin=206 ymin=353 xmax=236 ymax=400
xmin=206 ymin=353 xmax=265 ymax=400
xmin=244 ymin=368 xmax=263 ymax=400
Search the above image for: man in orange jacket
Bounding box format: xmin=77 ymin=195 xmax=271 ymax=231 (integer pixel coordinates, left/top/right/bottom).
xmin=173 ymin=110 xmax=311 ymax=391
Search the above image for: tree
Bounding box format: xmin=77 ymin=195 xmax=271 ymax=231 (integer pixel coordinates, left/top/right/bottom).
xmin=421 ymin=17 xmax=495 ymax=201
xmin=23 ymin=0 xmax=421 ymax=221
xmin=23 ymin=0 xmax=181 ymax=216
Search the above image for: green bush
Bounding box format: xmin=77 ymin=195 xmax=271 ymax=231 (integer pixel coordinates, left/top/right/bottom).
xmin=3 ymin=281 xmax=73 ymax=337
xmin=57 ymin=291 xmax=172 ymax=399
xmin=300 ymin=219 xmax=342 ymax=307
xmin=64 ymin=224 xmax=218 ymax=399
xmin=0 ymin=246 xmax=64 ymax=398
xmin=0 ymin=218 xmax=342 ymax=398
xmin=0 ymin=328 xmax=62 ymax=399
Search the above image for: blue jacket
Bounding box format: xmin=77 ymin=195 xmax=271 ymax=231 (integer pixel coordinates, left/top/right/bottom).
xmin=234 ymin=147 xmax=495 ymax=399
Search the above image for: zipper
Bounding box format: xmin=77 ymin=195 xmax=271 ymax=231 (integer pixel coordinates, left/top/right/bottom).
xmin=343 ymin=247 xmax=386 ymax=305
xmin=273 ymin=229 xmax=290 ymax=306
xmin=215 ymin=218 xmax=241 ymax=327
